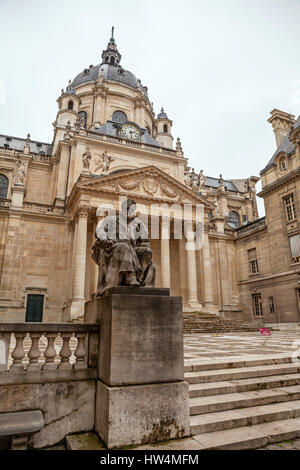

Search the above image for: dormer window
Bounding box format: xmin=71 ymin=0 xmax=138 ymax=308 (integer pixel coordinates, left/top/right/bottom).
xmin=163 ymin=124 xmax=168 ymax=133
xmin=68 ymin=100 xmax=73 ymax=111
xmin=112 ymin=110 xmax=127 ymax=124
xmin=278 ymin=155 xmax=288 ymax=173
xmin=110 ymin=57 xmax=115 ymax=65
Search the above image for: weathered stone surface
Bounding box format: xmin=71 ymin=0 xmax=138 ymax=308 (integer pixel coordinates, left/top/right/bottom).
xmin=66 ymin=432 xmax=106 ymax=450
xmin=84 ymin=287 xmax=170 ymax=323
xmin=0 ymin=380 xmax=96 ymax=448
xmin=95 ymin=380 xmax=190 ymax=449
xmin=98 ymin=292 xmax=184 ymax=386
xmin=0 ymin=410 xmax=44 ymax=436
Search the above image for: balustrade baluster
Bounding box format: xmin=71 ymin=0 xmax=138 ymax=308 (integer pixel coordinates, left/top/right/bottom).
xmin=74 ymin=333 xmax=87 ymax=369
xmin=58 ymin=333 xmax=72 ymax=369
xmin=43 ymin=333 xmax=58 ymax=370
xmin=27 ymin=333 xmax=42 ymax=371
xmin=10 ymin=333 xmax=26 ymax=373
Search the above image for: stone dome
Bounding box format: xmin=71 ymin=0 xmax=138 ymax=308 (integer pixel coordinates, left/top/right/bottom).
xmin=71 ymin=63 xmax=139 ymax=90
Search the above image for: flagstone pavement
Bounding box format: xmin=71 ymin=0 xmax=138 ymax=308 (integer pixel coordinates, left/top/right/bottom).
xmin=183 ymin=328 xmax=300 ymax=364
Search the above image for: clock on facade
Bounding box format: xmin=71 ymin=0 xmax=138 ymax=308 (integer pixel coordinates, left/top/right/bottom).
xmin=121 ymin=124 xmax=141 ymax=141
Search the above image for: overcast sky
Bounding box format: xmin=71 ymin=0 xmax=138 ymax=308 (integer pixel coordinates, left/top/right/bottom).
xmin=1 ymin=0 xmax=300 ymax=216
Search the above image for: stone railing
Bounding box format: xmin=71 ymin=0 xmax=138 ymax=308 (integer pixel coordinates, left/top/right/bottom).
xmin=31 ymin=154 xmax=52 ymax=164
xmin=23 ymin=202 xmax=65 ymax=216
xmin=236 ymin=217 xmax=267 ymax=237
xmin=86 ymin=131 xmax=178 ymax=158
xmin=0 ymin=323 xmax=99 ymax=373
xmin=0 ymin=198 xmax=11 ymax=208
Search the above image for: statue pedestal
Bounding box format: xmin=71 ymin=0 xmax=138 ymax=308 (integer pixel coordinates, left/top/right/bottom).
xmin=11 ymin=184 xmax=25 ymax=208
xmin=92 ymin=288 xmax=190 ymax=449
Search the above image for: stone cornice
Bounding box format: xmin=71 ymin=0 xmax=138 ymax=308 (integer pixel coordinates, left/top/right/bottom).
xmin=257 ymin=167 xmax=300 ymax=197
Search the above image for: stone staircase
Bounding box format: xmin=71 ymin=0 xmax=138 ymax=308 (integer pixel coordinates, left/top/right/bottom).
xmin=186 ymin=355 xmax=300 ymax=449
xmin=184 ymin=312 xmax=264 ymax=334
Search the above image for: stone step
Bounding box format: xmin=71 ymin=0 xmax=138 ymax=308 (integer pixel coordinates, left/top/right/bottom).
xmin=189 ymin=373 xmax=300 ymax=397
xmin=190 ymin=399 xmax=300 ymax=434
xmin=192 ymin=416 xmax=300 ymax=450
xmin=189 ymin=384 xmax=300 ymax=415
xmin=185 ymin=363 xmax=300 ymax=384
xmin=184 ymin=354 xmax=297 ymax=372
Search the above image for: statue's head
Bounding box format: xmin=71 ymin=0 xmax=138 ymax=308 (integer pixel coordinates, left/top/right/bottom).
xmin=121 ymin=198 xmax=136 ymax=218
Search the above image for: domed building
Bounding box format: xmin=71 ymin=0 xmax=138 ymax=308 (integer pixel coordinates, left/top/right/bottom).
xmin=0 ymin=30 xmax=299 ymax=325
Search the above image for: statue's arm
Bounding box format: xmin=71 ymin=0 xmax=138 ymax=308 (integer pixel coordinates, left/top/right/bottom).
xmin=96 ymin=218 xmax=113 ymax=249
xmin=136 ymin=220 xmax=150 ymax=247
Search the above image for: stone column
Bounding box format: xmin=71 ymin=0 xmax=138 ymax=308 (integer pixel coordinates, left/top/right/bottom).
xmin=92 ymin=214 xmax=106 ymax=296
xmin=70 ymin=206 xmax=89 ymax=321
xmin=160 ymin=217 xmax=170 ymax=288
xmin=185 ymin=221 xmax=201 ymax=309
xmin=55 ymin=142 xmax=70 ymax=208
xmin=202 ymin=231 xmax=218 ymax=314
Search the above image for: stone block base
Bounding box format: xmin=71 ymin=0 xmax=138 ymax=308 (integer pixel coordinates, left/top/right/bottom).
xmin=95 ymin=380 xmax=190 ymax=449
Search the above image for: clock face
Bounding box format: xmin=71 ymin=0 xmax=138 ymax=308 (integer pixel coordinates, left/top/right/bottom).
xmin=121 ymin=124 xmax=141 ymax=141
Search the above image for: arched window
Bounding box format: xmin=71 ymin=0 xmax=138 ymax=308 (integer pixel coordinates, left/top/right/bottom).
xmin=163 ymin=124 xmax=168 ymax=133
xmin=0 ymin=174 xmax=9 ymax=199
xmin=78 ymin=111 xmax=87 ymax=129
xmin=112 ymin=110 xmax=127 ymax=124
xmin=110 ymin=57 xmax=115 ymax=65
xmin=145 ymin=126 xmax=151 ymax=134
xmin=228 ymin=211 xmax=240 ymax=229
xmin=68 ymin=100 xmax=73 ymax=110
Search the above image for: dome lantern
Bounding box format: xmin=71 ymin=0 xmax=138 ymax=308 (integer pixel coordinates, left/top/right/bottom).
xmin=101 ymin=26 xmax=121 ymax=67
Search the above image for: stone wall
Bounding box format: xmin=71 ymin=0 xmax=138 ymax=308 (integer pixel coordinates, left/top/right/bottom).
xmin=0 ymin=378 xmax=96 ymax=448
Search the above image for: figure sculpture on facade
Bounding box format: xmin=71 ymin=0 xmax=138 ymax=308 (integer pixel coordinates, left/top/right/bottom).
xmin=198 ymin=169 xmax=206 ymax=190
xmin=14 ymin=159 xmax=26 ymax=185
xmin=82 ymin=147 xmax=92 ymax=170
xmin=184 ymin=168 xmax=191 ymax=187
xmin=94 ymin=149 xmax=114 ymax=175
xmin=92 ymin=199 xmax=156 ymax=296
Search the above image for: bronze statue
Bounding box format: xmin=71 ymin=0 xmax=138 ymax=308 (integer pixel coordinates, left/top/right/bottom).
xmin=92 ymin=199 xmax=156 ymax=296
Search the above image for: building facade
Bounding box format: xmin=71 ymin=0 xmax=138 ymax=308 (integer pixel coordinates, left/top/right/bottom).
xmin=0 ymin=33 xmax=298 ymax=324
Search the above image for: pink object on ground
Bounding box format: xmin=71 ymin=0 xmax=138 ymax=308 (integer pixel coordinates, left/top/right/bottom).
xmin=259 ymin=328 xmax=271 ymax=336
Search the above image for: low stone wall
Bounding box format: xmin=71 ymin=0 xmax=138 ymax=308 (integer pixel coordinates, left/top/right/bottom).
xmin=0 ymin=375 xmax=96 ymax=448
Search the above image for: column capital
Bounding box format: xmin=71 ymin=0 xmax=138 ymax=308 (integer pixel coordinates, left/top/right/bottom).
xmin=75 ymin=205 xmax=90 ymax=220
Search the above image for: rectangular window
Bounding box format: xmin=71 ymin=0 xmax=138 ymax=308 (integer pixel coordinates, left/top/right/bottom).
xmin=253 ymin=294 xmax=263 ymax=316
xmin=289 ymin=234 xmax=300 ymax=264
xmin=248 ymin=248 xmax=259 ymax=274
xmin=284 ymin=194 xmax=296 ymax=221
xmin=269 ymin=297 xmax=275 ymax=314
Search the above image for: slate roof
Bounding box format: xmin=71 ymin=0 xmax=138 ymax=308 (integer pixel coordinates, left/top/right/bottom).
xmin=0 ymin=134 xmax=52 ymax=155
xmin=204 ymin=176 xmax=239 ymax=192
xmin=71 ymin=63 xmax=149 ymax=97
xmin=262 ymin=115 xmax=300 ymax=173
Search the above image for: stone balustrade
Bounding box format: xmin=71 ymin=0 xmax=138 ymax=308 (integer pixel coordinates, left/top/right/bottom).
xmin=0 ymin=323 xmax=99 ymax=374
xmin=86 ymin=130 xmax=178 ymax=157
xmin=0 ymin=198 xmax=11 ymax=208
xmin=23 ymin=201 xmax=65 ymax=215
xmin=31 ymin=154 xmax=52 ymax=164
xmin=236 ymin=217 xmax=267 ymax=237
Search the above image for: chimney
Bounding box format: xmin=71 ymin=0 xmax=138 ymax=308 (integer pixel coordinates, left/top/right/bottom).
xmin=268 ymin=109 xmax=295 ymax=148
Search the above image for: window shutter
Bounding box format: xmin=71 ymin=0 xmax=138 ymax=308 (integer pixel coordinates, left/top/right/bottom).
xmin=289 ymin=234 xmax=300 ymax=258
xmin=248 ymin=248 xmax=257 ymax=261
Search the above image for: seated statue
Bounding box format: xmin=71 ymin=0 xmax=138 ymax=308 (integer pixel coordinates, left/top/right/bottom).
xmin=92 ymin=199 xmax=156 ymax=296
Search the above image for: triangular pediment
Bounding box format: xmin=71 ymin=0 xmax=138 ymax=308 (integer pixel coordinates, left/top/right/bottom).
xmin=76 ymin=166 xmax=213 ymax=208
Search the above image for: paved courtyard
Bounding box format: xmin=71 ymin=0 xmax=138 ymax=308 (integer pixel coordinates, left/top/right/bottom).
xmin=184 ymin=328 xmax=300 ymax=364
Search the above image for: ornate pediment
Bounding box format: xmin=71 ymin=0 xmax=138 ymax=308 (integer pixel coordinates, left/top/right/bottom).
xmin=74 ymin=166 xmax=213 ymax=208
